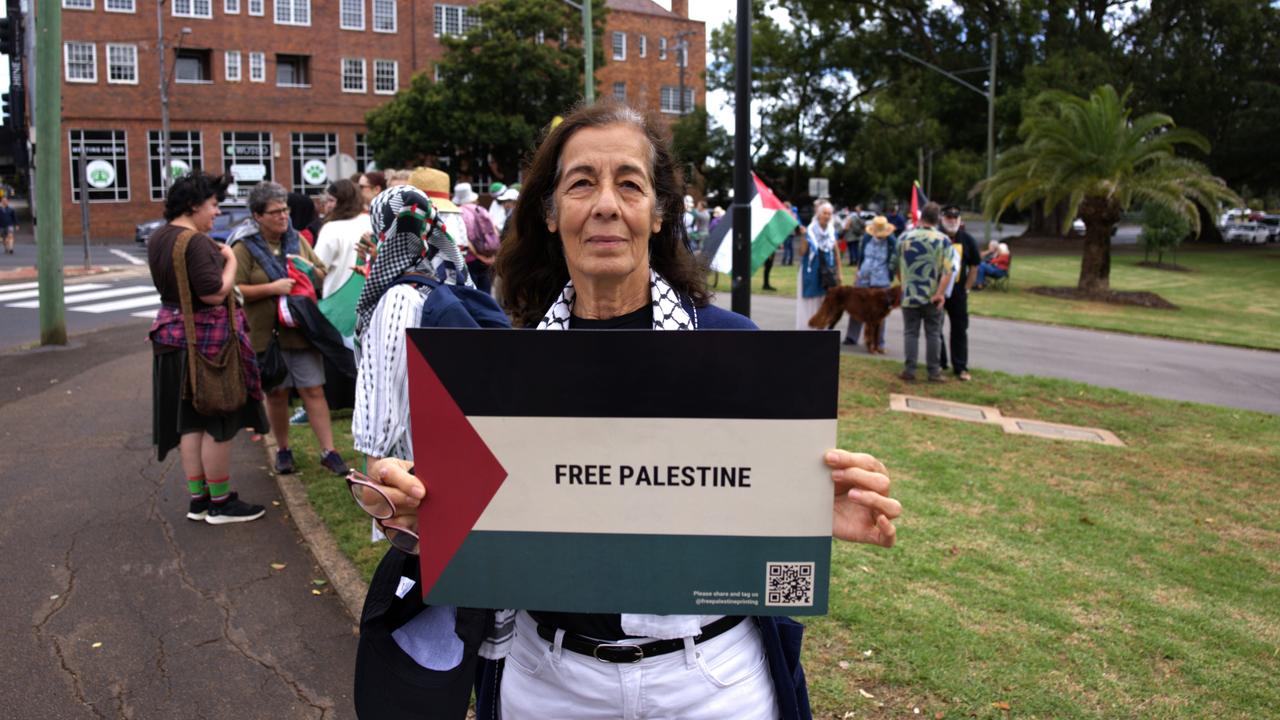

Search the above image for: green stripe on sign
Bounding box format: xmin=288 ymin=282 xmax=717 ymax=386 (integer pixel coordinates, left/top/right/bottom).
xmin=424 ymin=531 xmax=831 ymax=616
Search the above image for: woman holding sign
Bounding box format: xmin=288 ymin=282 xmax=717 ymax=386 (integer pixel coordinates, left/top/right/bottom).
xmin=354 ymin=102 xmax=900 ymax=720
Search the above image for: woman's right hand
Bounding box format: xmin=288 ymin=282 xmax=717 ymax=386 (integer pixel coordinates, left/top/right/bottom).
xmin=368 ymin=457 xmax=424 ymax=533
xmin=271 ymin=277 xmax=296 ymax=295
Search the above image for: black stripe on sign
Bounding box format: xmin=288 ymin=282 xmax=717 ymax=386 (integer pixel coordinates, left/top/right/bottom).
xmin=407 ymin=328 xmax=838 ymax=419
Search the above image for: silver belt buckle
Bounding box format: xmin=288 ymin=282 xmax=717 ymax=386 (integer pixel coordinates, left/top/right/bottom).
xmin=593 ymin=642 xmax=645 ymax=663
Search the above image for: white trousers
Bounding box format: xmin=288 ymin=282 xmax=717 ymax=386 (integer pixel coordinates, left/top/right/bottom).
xmin=500 ymin=610 xmax=780 ymax=720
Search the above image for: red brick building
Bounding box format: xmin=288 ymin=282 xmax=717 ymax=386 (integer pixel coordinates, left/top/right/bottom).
xmin=45 ymin=0 xmax=704 ymax=238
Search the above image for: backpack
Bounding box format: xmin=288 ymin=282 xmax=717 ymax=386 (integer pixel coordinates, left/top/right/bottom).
xmin=390 ymin=272 xmax=511 ymax=329
xmin=460 ymin=204 xmax=501 ymax=260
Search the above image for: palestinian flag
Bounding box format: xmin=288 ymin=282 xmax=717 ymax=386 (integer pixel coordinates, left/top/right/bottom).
xmin=910 ymin=181 xmax=929 ymax=227
xmin=702 ymin=174 xmax=799 ymax=275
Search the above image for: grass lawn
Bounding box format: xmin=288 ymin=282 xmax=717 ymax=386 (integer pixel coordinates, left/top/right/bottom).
xmin=287 ymin=357 xmax=1280 ymax=718
xmin=717 ymin=247 xmax=1280 ymax=350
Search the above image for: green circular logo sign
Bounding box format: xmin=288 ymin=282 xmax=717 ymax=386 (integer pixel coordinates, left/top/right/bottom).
xmin=85 ymin=160 xmax=117 ymax=189
xmin=302 ymin=159 xmax=327 ymax=185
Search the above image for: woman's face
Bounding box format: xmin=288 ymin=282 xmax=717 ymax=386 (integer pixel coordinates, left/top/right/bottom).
xmin=254 ymin=199 xmax=291 ymax=239
xmin=547 ymin=124 xmax=662 ymax=284
xmin=189 ymin=196 xmax=221 ymax=233
xmin=817 ymin=205 xmax=833 ymax=226
xmin=359 ymin=175 xmax=380 ymax=206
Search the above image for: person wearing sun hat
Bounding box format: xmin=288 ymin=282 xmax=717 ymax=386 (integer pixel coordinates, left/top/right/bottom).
xmin=405 ymin=167 xmax=469 ymax=260
xmin=491 ymin=186 xmax=519 ymax=234
xmin=846 ymin=214 xmax=899 ymax=347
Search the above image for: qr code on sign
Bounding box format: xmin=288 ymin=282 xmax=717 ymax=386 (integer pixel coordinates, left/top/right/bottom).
xmin=765 ymin=562 xmax=815 ymax=607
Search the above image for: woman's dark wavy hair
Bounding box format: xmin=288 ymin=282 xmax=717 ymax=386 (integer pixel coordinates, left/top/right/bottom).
xmin=327 ymin=178 xmax=364 ymax=222
xmin=163 ymin=172 xmax=232 ymax=221
xmin=495 ymin=100 xmax=708 ymax=327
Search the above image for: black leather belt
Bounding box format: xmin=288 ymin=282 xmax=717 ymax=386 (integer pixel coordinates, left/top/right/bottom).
xmin=535 ymin=616 xmax=745 ymax=664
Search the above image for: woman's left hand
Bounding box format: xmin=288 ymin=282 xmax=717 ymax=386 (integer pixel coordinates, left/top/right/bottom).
xmin=826 ymin=449 xmax=900 ymax=547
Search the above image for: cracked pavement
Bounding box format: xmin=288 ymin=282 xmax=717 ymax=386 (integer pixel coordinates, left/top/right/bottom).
xmin=1 ymin=324 xmax=358 ymax=718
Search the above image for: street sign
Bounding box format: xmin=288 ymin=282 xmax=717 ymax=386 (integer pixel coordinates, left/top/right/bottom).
xmin=808 ymin=177 xmax=830 ymax=199
xmin=325 ymin=153 xmax=357 ymax=184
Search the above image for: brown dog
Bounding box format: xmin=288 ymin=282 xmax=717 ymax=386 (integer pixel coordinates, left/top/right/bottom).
xmin=808 ymin=285 xmax=903 ymax=354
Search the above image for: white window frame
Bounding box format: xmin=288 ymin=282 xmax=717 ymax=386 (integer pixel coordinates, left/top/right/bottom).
xmin=659 ymin=37 xmax=667 ymax=60
xmin=105 ymin=0 xmax=136 ymax=13
xmin=638 ymin=35 xmax=646 ymax=58
xmin=612 ymin=82 xmax=625 ymax=101
xmin=225 ymin=50 xmax=242 ymax=81
xmin=340 ymin=0 xmax=364 ymax=30
xmin=612 ymin=31 xmax=625 ymax=61
xmin=341 ymin=58 xmax=366 ymax=93
xmin=62 ymin=0 xmax=93 ymax=10
xmin=275 ymin=54 xmax=310 ymax=87
xmin=248 ymin=0 xmax=264 ymax=15
xmin=64 ymin=42 xmax=98 ymax=83
xmin=106 ymin=44 xmax=138 ymax=84
xmin=373 ymin=59 xmax=398 ymax=94
xmin=172 ymin=0 xmax=212 ymax=19
xmin=434 ymin=4 xmax=475 ymax=38
xmin=660 ymin=86 xmax=696 ymax=114
xmin=248 ymin=51 xmax=265 ymax=82
xmin=274 ymin=0 xmax=310 ymax=26
xmin=224 ymin=0 xmax=240 ymax=13
xmin=372 ymin=0 xmax=395 ymax=32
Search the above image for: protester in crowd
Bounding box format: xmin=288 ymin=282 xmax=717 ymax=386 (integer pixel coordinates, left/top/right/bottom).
xmin=974 ymin=241 xmax=1011 ymax=289
xmin=407 ymin=168 xmax=471 ymax=265
xmin=452 ymin=182 xmax=501 ymax=294
xmin=357 ymin=171 xmax=387 ymax=211
xmin=893 ymin=201 xmax=952 ymax=382
xmin=691 ymin=199 xmax=711 ymax=252
xmin=492 ymin=186 xmax=519 ymax=235
xmin=384 ymin=168 xmax=412 ymax=185
xmin=796 ymin=200 xmax=844 ymax=329
xmin=846 ymin=215 xmax=898 ymax=347
xmin=354 ymin=101 xmax=900 ymax=720
xmin=0 ymin=195 xmax=17 ymax=254
xmin=937 ymin=205 xmax=981 ymax=381
xmin=886 ymin=204 xmax=907 ymax=235
xmin=233 ymin=181 xmax=349 ymax=476
xmin=286 ymin=191 xmax=323 ymax=246
xmin=844 ymin=204 xmax=866 ymax=265
xmin=313 ymin=179 xmax=369 ymax=300
xmin=487 ymin=182 xmax=509 ymax=231
xmin=709 ymin=205 xmax=726 ymax=233
xmin=148 ymin=172 xmax=267 ymax=524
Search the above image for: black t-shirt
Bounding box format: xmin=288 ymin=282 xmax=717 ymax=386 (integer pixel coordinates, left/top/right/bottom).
xmin=148 ymin=224 xmax=225 ymax=311
xmin=534 ymin=304 xmax=651 ymax=639
xmin=949 ymin=229 xmax=982 ymax=295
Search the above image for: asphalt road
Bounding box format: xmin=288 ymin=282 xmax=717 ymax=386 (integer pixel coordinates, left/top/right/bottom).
xmin=0 ymin=324 xmax=357 ymax=718
xmin=715 ymin=292 xmax=1280 ymax=415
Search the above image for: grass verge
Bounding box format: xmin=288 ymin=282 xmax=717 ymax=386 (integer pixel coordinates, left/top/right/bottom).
xmin=289 ymin=357 xmax=1280 ymax=718
xmin=717 ymin=247 xmax=1280 ymax=350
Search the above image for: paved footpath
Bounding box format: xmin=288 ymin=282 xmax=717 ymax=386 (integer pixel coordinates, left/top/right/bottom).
xmin=717 ymin=293 xmax=1280 ymax=415
xmin=0 ymin=324 xmax=357 ymax=718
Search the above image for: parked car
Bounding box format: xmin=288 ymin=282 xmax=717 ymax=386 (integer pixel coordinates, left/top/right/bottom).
xmin=1072 ymin=218 xmax=1086 ymax=234
xmin=134 ymin=206 xmax=254 ymax=245
xmin=1224 ymin=222 xmax=1269 ymax=244
xmin=1256 ymin=214 xmax=1280 ymax=242
xmin=134 ymin=218 xmax=165 ymax=245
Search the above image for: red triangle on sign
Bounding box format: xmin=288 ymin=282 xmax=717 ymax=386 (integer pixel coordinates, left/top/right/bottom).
xmin=406 ymin=338 xmax=508 ymax=600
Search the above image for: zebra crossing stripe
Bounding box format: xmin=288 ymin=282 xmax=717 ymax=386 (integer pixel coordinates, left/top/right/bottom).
xmin=131 ymin=309 xmax=159 ymax=319
xmin=0 ymin=281 xmax=40 ymax=291
xmin=0 ymin=283 xmax=111 ymax=303
xmin=72 ymin=294 xmax=164 ymax=314
xmin=6 ymin=285 xmax=157 ymax=309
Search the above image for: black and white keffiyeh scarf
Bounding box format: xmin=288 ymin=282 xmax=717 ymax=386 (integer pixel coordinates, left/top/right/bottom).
xmin=354 ymin=185 xmax=472 ymax=339
xmin=536 ymin=269 xmax=696 ymax=330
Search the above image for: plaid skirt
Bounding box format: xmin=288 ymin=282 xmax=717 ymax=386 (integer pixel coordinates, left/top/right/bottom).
xmin=152 ymin=349 xmax=268 ymax=462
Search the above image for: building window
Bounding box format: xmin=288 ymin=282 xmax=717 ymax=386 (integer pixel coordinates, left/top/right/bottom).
xmin=62 ymin=0 xmax=93 ymax=9
xmin=434 ymin=4 xmax=477 ymax=37
xmin=612 ymin=32 xmax=625 ymax=61
xmin=224 ymin=0 xmax=239 ymax=13
xmin=248 ymin=0 xmax=263 ymax=15
xmin=225 ymin=51 xmax=241 ymax=81
xmin=69 ymin=129 xmax=130 ymax=203
xmin=373 ymin=59 xmax=398 ymax=94
xmin=175 ymin=49 xmax=213 ymax=83
xmin=372 ymin=0 xmax=395 ymax=32
xmin=342 ymin=58 xmax=366 ymax=93
xmin=355 ymin=133 xmax=373 ymax=173
xmin=660 ymin=86 xmax=695 ymax=114
xmin=274 ymin=0 xmax=309 ymax=26
xmin=613 ymin=82 xmax=625 ymax=101
xmin=535 ymin=29 xmax=545 ymax=44
xmin=638 ymin=35 xmax=646 ymax=58
xmin=105 ymin=0 xmax=135 ymax=12
xmin=340 ymin=0 xmax=363 ymax=30
xmin=148 ymin=130 xmax=203 ymax=200
xmin=291 ymin=132 xmax=338 ymax=194
xmin=276 ymin=54 xmax=310 ymax=86
xmin=64 ymin=42 xmax=97 ymax=83
xmin=248 ymin=52 xmax=265 ymax=81
xmin=222 ymin=131 xmax=273 ymax=204
xmin=433 ymin=64 xmax=441 ymax=83
xmin=659 ymin=37 xmax=667 ymax=60
xmin=172 ymin=0 xmax=212 ymax=18
xmin=106 ymin=44 xmax=138 ymax=84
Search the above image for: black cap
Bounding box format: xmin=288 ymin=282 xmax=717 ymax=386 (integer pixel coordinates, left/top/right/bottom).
xmin=941 ymin=204 xmax=963 ymax=217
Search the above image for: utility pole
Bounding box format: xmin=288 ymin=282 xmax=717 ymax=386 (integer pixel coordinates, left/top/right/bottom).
xmin=563 ymin=0 xmax=593 ymax=102
xmin=731 ymin=0 xmax=751 ymax=318
xmin=157 ymin=0 xmax=172 ymax=192
xmin=36 ymin=0 xmax=65 ymax=344
xmin=674 ymin=29 xmax=694 ymax=115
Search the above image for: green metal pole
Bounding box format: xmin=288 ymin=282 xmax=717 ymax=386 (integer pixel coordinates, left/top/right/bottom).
xmin=985 ymin=32 xmax=996 ymax=248
xmin=582 ymin=0 xmax=593 ymax=102
xmin=36 ymin=0 xmax=65 ymax=345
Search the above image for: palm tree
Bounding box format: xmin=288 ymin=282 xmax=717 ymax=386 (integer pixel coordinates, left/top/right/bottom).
xmin=979 ymin=85 xmax=1240 ymax=294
